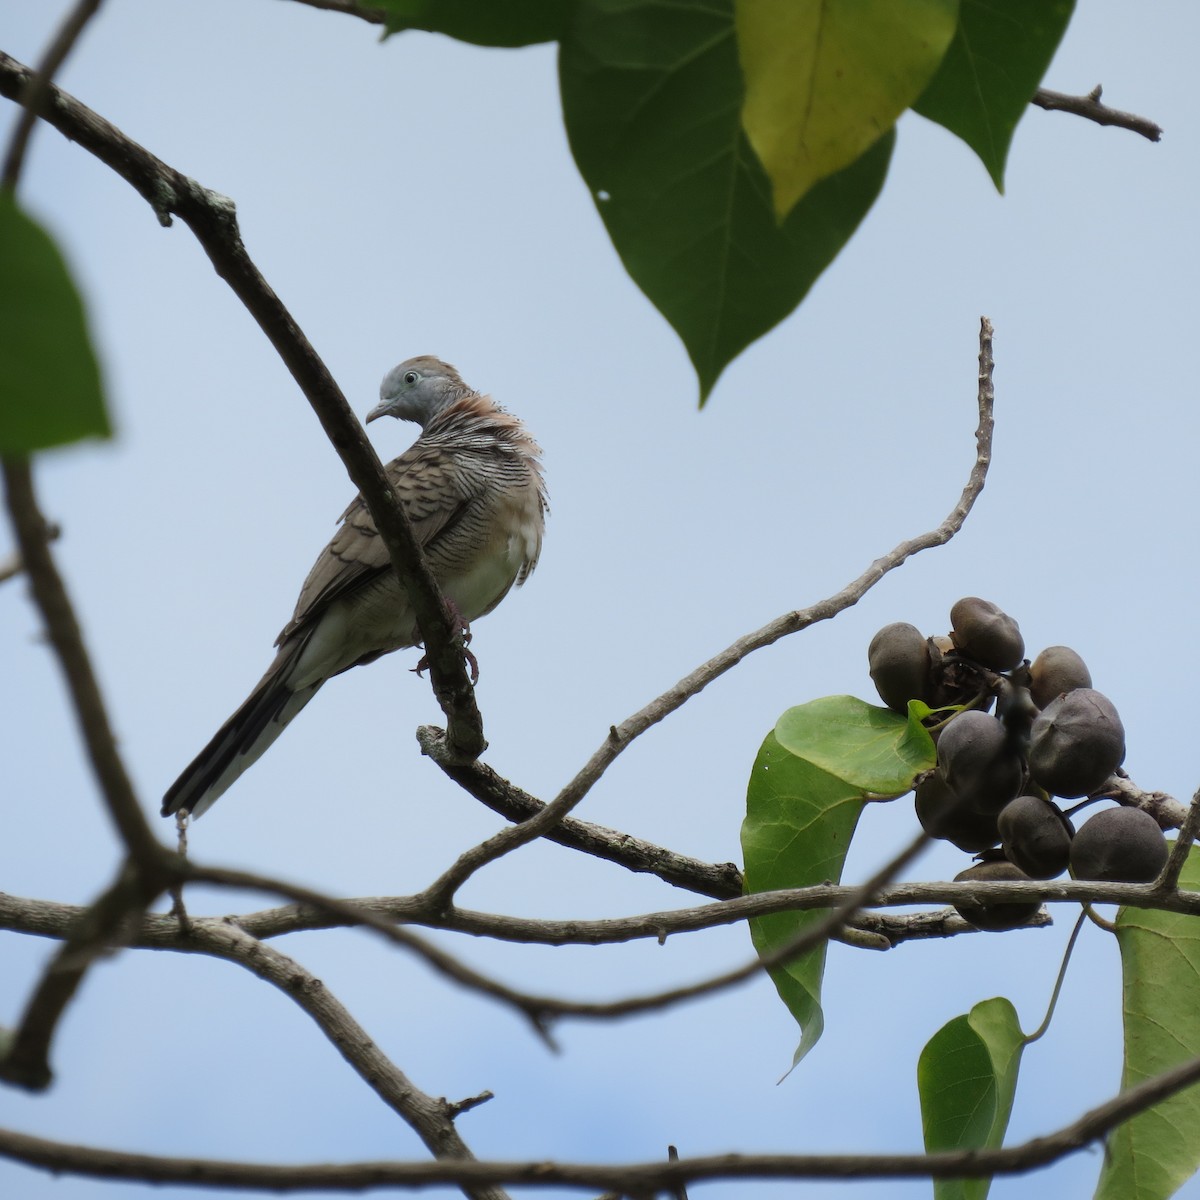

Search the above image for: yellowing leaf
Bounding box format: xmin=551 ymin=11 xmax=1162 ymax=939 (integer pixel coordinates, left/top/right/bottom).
xmin=736 ymin=0 xmax=958 ymax=217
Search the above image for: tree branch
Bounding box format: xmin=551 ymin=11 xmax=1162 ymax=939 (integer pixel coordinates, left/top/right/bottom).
xmin=5 ymin=1037 xmax=1200 ymax=1189
xmin=1032 ymin=85 xmax=1163 ymax=142
xmin=0 ymin=48 xmax=485 ymax=761
xmin=8 ymin=873 xmax=1194 ymax=962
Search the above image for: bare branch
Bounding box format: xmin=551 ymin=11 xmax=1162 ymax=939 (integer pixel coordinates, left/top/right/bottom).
xmin=1032 ymin=85 xmax=1163 ymax=142
xmin=6 ymin=1040 xmax=1200 ymax=1189
xmin=420 ymin=319 xmax=996 ymax=903
xmin=0 ymin=49 xmax=484 ymax=761
xmin=6 ymin=876 xmax=1196 ymax=963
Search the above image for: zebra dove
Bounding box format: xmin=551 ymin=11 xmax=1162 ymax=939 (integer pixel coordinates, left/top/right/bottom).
xmin=161 ymin=356 xmax=546 ymax=818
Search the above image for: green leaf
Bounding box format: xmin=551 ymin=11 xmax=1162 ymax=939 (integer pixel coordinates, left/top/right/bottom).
xmin=743 ymin=699 xmax=932 ymax=1063
xmin=773 ymin=695 xmax=936 ymax=795
xmin=741 ymin=730 xmax=865 ymax=1066
xmin=736 ymin=0 xmax=958 ymax=218
xmin=0 ymin=193 xmax=109 ymax=453
xmin=918 ymin=997 xmax=1025 ymax=1200
xmin=560 ymin=0 xmax=894 ymax=401
xmin=913 ymin=0 xmax=1075 ymax=191
xmin=1095 ymin=846 xmax=1200 ymax=1200
xmin=377 ymin=0 xmax=570 ymax=45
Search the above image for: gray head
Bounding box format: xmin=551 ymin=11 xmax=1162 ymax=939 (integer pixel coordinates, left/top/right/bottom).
xmin=367 ymin=356 xmax=473 ymax=427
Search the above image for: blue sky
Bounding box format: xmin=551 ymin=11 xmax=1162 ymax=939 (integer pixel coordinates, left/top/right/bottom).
xmin=2 ymin=3 xmax=1199 ymax=1198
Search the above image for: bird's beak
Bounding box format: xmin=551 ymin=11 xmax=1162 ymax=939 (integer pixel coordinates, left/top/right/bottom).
xmin=365 ymin=399 xmax=390 ymax=424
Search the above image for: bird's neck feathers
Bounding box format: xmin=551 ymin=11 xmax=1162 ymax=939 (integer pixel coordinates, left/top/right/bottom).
xmin=408 ymin=379 xmax=476 ymax=429
xmin=427 ymin=390 xmax=532 ymax=443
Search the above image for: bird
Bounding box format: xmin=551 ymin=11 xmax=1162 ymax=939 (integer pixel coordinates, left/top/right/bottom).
xmin=161 ymin=356 xmax=546 ymax=819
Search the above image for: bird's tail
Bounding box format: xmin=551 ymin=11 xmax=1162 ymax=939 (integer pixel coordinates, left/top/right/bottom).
xmin=161 ymin=645 xmax=321 ymax=819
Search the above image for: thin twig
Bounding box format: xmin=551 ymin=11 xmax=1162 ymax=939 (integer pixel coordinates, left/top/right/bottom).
xmin=420 ymin=320 xmax=997 ymax=906
xmin=6 ymin=1037 xmax=1200 ymax=1188
xmin=1022 ymin=908 xmax=1087 ymax=1045
xmin=1083 ymin=904 xmax=1118 ymax=934
xmin=1155 ymin=785 xmax=1200 ymax=892
xmin=0 ymin=49 xmax=484 ymax=762
xmin=1032 ymin=85 xmax=1163 ymax=143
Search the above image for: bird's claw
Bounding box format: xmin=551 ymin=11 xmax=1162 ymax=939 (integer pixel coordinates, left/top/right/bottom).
xmin=411 ymin=604 xmax=478 ymax=683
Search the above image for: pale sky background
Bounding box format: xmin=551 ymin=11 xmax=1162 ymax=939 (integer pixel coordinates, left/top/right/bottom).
xmin=2 ymin=3 xmax=1198 ymax=1199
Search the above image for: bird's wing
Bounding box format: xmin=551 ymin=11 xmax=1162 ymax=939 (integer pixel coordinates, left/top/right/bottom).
xmin=276 ymin=442 xmax=476 ymax=645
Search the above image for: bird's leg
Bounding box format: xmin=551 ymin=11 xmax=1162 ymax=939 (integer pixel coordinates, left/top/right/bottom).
xmin=411 ymin=599 xmax=479 ymax=684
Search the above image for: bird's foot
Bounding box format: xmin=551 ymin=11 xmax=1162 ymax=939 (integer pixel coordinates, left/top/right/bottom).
xmin=411 ymin=602 xmax=479 ymax=684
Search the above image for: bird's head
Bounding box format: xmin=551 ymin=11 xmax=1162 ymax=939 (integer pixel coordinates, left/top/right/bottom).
xmin=367 ymin=356 xmax=471 ymax=428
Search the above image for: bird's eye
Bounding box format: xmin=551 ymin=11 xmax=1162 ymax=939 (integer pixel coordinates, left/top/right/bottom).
xmin=403 ymin=371 xmax=419 ymax=385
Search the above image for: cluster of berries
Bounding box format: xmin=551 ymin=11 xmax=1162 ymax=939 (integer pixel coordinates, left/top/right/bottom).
xmin=868 ymin=598 xmax=1167 ymax=930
